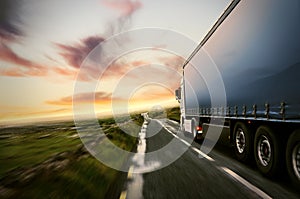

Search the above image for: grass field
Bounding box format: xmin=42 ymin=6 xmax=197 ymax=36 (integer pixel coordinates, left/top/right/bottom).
xmin=0 ymin=108 xmax=180 ymax=198
xmin=0 ymin=114 xmax=144 ymax=199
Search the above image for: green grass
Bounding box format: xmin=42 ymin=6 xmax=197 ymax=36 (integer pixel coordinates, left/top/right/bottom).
xmin=14 ymin=157 xmax=118 ymax=199
xmin=0 ymin=123 xmax=80 ymax=177
xmin=0 ymin=113 xmax=144 ymax=199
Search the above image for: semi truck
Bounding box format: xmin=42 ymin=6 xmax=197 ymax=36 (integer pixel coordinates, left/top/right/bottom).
xmin=175 ymin=0 xmax=300 ymax=186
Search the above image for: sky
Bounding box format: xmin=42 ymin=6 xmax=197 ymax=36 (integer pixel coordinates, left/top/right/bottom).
xmin=0 ymin=0 xmax=230 ymax=124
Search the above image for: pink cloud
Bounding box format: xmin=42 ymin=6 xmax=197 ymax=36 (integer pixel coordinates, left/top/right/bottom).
xmin=0 ymin=2 xmax=53 ymax=78
xmin=159 ymin=55 xmax=185 ymax=71
xmin=101 ymin=0 xmax=142 ymax=17
xmin=55 ymin=35 xmax=105 ymax=69
xmin=0 ymin=43 xmax=36 ymax=69
xmin=0 ymin=42 xmax=79 ymax=78
xmin=0 ymin=42 xmax=50 ymax=77
xmin=0 ymin=35 xmax=105 ymax=79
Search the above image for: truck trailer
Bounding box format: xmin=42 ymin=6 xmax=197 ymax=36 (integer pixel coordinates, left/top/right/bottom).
xmin=175 ymin=0 xmax=300 ymax=186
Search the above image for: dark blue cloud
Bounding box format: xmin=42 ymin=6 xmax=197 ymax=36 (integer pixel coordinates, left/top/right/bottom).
xmin=0 ymin=0 xmax=24 ymax=41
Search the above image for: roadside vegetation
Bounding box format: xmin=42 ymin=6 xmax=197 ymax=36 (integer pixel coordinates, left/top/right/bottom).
xmin=147 ymin=106 xmax=180 ymax=122
xmin=166 ymin=106 xmax=180 ymax=122
xmin=0 ymin=114 xmax=144 ymax=199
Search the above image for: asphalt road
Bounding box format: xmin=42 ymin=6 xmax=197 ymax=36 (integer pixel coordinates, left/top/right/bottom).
xmin=120 ymin=119 xmax=300 ymax=199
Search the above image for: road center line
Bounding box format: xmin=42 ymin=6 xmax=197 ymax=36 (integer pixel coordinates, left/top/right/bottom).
xmin=119 ymin=120 xmax=148 ymax=199
xmin=127 ymin=166 xmax=134 ymax=179
xmin=220 ymin=167 xmax=272 ymax=199
xmin=119 ymin=191 xmax=127 ymax=199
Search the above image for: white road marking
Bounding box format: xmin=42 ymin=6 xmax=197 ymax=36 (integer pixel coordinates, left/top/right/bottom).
xmin=191 ymin=147 xmax=214 ymax=162
xmin=159 ymin=119 xmax=272 ymax=199
xmin=167 ymin=119 xmax=179 ymax=125
xmin=220 ymin=167 xmax=272 ymax=199
xmin=120 ymin=120 xmax=149 ymax=199
xmin=157 ymin=119 xmax=214 ymax=162
xmin=127 ymin=166 xmax=134 ymax=179
xmin=119 ymin=191 xmax=127 ymax=199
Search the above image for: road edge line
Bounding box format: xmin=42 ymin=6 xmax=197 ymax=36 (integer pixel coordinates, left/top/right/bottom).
xmin=157 ymin=119 xmax=214 ymax=162
xmin=220 ymin=167 xmax=272 ymax=199
xmin=158 ymin=119 xmax=272 ymax=199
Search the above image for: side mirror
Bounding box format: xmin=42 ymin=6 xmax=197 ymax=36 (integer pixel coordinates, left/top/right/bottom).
xmin=175 ymin=88 xmax=181 ymax=102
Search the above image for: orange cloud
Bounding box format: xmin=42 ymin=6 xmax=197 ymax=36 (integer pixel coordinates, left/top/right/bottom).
xmin=129 ymin=84 xmax=175 ymax=101
xmin=0 ymin=106 xmax=71 ymax=125
xmin=46 ymin=92 xmax=115 ymax=106
xmin=52 ymin=66 xmax=77 ymax=77
xmin=46 ymin=87 xmax=175 ymax=108
xmin=131 ymin=60 xmax=149 ymax=67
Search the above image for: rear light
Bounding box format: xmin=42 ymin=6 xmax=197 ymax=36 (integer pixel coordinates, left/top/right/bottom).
xmin=196 ymin=126 xmax=202 ymax=131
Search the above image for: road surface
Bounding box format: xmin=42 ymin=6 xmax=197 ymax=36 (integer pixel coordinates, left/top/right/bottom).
xmin=116 ymin=119 xmax=300 ymax=199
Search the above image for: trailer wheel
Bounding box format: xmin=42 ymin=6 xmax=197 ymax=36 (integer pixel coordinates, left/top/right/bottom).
xmin=286 ymin=130 xmax=300 ymax=187
xmin=233 ymin=122 xmax=253 ymax=162
xmin=254 ymin=126 xmax=283 ymax=177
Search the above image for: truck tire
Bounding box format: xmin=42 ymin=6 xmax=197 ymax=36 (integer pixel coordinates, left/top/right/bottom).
xmin=286 ymin=130 xmax=300 ymax=187
xmin=233 ymin=122 xmax=253 ymax=162
xmin=254 ymin=126 xmax=283 ymax=177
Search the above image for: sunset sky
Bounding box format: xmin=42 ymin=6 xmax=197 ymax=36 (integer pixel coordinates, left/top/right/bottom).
xmin=0 ymin=0 xmax=230 ymax=124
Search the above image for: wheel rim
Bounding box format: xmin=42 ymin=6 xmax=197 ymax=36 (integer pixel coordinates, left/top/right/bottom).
xmin=235 ymin=128 xmax=245 ymax=154
xmin=292 ymin=143 xmax=300 ymax=180
xmin=257 ymin=135 xmax=271 ymax=167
